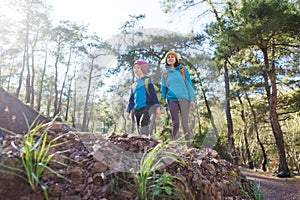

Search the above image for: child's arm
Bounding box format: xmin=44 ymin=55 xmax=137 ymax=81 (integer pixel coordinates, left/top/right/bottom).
xmin=147 ymin=80 xmax=160 ymax=105
xmin=126 ymin=92 xmax=134 ymax=120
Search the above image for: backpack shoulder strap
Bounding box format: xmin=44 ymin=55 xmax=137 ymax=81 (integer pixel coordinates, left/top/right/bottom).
xmin=144 ymin=78 xmax=151 ymax=96
xmin=180 ymin=66 xmax=186 ymax=82
xmin=163 ymin=71 xmax=168 ymax=81
xmin=163 ymin=71 xmax=168 ymax=87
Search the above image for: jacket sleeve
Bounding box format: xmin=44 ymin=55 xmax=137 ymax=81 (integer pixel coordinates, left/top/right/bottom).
xmin=160 ymin=72 xmax=168 ymax=101
xmin=148 ymin=80 xmax=160 ymax=105
xmin=126 ymin=90 xmax=134 ymax=112
xmin=184 ymin=67 xmax=195 ymax=101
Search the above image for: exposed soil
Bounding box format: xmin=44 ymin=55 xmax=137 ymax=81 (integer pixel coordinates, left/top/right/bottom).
xmin=242 ymin=170 xmax=300 ymax=200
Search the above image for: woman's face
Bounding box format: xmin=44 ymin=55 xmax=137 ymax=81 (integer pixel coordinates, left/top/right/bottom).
xmin=133 ymin=64 xmax=144 ymax=78
xmin=166 ymin=54 xmax=176 ymax=66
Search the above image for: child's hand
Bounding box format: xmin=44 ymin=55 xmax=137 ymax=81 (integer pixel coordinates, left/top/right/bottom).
xmin=160 ymin=107 xmax=166 ymax=114
xmin=126 ymin=112 xmax=131 ymax=120
xmin=156 ymin=107 xmax=162 ymax=119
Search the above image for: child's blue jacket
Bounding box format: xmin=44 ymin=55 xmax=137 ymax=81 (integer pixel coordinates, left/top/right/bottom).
xmin=126 ymin=76 xmax=159 ymax=112
xmin=160 ymin=64 xmax=195 ymax=102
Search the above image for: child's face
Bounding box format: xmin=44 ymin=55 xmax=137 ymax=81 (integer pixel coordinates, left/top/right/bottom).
xmin=133 ymin=64 xmax=144 ymax=78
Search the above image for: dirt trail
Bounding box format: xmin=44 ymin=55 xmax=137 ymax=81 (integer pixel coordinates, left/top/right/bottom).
xmin=242 ymin=170 xmax=300 ymax=200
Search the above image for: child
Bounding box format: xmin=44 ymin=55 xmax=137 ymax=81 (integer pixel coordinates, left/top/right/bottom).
xmin=160 ymin=51 xmax=195 ymax=145
xmin=126 ymin=60 xmax=161 ymax=135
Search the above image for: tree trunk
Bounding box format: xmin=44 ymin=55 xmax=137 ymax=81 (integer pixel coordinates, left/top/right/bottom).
xmin=245 ymin=93 xmax=267 ymax=171
xmin=53 ymin=40 xmax=62 ymax=117
xmin=37 ymin=49 xmax=47 ymax=112
xmin=65 ymin=85 xmax=71 ymax=121
xmin=16 ymin=50 xmax=26 ymax=98
xmin=58 ymin=48 xmax=72 ymax=116
xmin=183 ymin=59 xmax=218 ymax=143
xmin=25 ymin=11 xmax=30 ymax=104
xmin=46 ymin=87 xmax=53 ymax=117
xmin=238 ymin=95 xmax=254 ymax=169
xmin=25 ymin=66 xmax=31 ymax=103
xmin=205 ymin=0 xmax=236 ymax=163
xmin=72 ymin=70 xmax=77 ymax=129
xmin=262 ymin=46 xmax=289 ymax=173
xmin=224 ymin=60 xmax=237 ymax=164
xmin=65 ymin=78 xmax=73 ymax=121
xmin=202 ymin=84 xmax=218 ymax=134
xmin=82 ymin=58 xmax=95 ymax=131
xmin=89 ymin=91 xmax=96 ymax=133
xmin=30 ymin=48 xmax=35 ymax=108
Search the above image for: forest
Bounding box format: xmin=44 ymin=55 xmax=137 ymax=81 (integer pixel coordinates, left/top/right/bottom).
xmin=0 ymin=0 xmax=299 ymax=180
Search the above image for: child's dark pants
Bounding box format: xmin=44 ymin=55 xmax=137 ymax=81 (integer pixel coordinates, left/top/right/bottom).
xmin=134 ymin=105 xmax=151 ymax=135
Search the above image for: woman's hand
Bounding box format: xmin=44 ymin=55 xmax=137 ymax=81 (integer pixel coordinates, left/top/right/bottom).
xmin=156 ymin=107 xmax=162 ymax=119
xmin=190 ymin=101 xmax=196 ymax=110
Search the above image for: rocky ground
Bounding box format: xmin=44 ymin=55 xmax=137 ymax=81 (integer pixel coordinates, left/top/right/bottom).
xmin=0 ymin=124 xmax=275 ymax=199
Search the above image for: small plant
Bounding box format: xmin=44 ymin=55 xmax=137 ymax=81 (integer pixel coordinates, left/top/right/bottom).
xmin=130 ymin=141 xmax=193 ymax=200
xmin=246 ymin=178 xmax=263 ymax=200
xmin=0 ymin=116 xmax=72 ymax=200
xmin=150 ymin=170 xmax=178 ymax=198
xmin=231 ymin=171 xmax=263 ymax=200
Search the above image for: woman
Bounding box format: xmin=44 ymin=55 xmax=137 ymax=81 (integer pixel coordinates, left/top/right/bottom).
xmin=160 ymin=51 xmax=195 ymax=145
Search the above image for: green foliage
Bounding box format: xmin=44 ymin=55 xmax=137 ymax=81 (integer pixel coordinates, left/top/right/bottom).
xmin=283 ymin=115 xmax=300 ymax=173
xmin=153 ymin=111 xmax=173 ymax=141
xmin=130 ymin=141 xmax=192 ymax=200
xmin=213 ymin=135 xmax=231 ymax=161
xmin=231 ymin=171 xmax=263 ymax=200
xmin=155 ymin=127 xmax=172 ymax=142
xmin=191 ymin=133 xmax=206 ymax=148
xmin=21 ymin=119 xmax=71 ymax=196
xmin=161 ymin=0 xmax=178 ymax=13
xmin=0 ymin=116 xmax=72 ymax=200
xmin=288 ymin=89 xmax=300 ymax=110
xmin=150 ymin=170 xmax=176 ymax=198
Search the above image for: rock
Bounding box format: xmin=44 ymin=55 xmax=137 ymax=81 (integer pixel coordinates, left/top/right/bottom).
xmin=0 ymin=87 xmax=51 ymax=134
